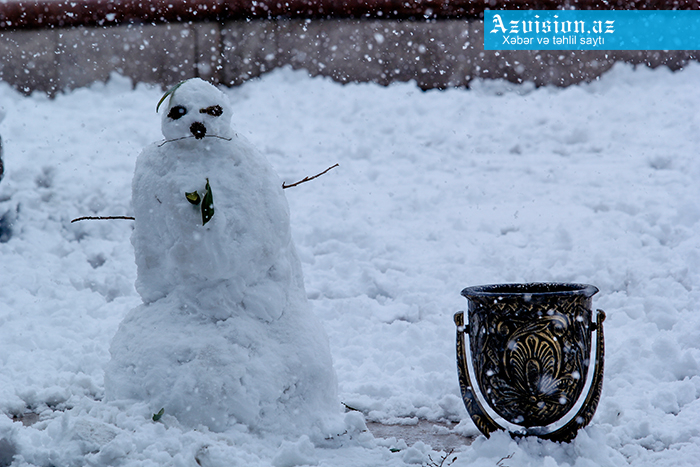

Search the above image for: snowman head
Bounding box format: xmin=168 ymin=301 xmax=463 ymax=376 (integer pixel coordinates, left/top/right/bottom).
xmin=158 ymin=78 xmax=234 ymax=143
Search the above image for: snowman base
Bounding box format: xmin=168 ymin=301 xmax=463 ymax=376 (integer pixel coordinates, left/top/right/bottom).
xmin=105 ymin=289 xmax=343 ymax=436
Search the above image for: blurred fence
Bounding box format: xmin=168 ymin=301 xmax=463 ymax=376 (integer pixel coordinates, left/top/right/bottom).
xmin=0 ymin=0 xmax=699 ymax=94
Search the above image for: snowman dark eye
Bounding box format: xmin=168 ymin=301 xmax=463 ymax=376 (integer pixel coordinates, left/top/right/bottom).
xmin=200 ymin=105 xmax=223 ymax=117
xmin=168 ymin=105 xmax=187 ymax=120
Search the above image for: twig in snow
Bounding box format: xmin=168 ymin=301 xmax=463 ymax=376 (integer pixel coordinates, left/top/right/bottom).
xmin=70 ymin=215 xmax=135 ymax=223
xmin=282 ymin=163 xmax=339 ymax=189
xmin=427 ymin=448 xmax=457 ymax=467
xmin=342 ymin=402 xmax=362 ymax=412
xmin=496 ymin=452 xmax=514 ymax=467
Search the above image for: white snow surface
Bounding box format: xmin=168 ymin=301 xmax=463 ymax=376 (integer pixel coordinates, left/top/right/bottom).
xmin=0 ymin=63 xmax=699 ymax=466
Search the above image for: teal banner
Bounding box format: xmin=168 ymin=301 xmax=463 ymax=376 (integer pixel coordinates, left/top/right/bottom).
xmin=484 ymin=10 xmax=700 ymax=50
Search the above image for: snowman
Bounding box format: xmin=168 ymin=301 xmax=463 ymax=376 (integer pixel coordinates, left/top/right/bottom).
xmin=105 ymin=78 xmax=343 ymax=436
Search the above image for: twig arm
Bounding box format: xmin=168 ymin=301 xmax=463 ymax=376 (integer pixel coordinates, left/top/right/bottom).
xmin=71 ymin=215 xmax=135 ymax=223
xmin=70 ymin=164 xmax=340 ymax=222
xmin=282 ymin=163 xmax=339 ymax=189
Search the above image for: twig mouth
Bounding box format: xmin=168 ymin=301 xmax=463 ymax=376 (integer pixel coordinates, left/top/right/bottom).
xmin=158 ymin=135 xmax=232 ymax=147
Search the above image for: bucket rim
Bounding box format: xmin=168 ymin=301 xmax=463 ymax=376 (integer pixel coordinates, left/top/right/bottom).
xmin=461 ymin=282 xmax=599 ymax=299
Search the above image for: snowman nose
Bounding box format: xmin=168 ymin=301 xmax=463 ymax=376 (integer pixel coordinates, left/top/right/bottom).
xmin=190 ymin=122 xmax=207 ymax=139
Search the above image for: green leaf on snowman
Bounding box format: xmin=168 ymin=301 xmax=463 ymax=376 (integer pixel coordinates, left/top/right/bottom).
xmin=184 ymin=179 xmax=214 ymax=225
xmin=185 ymin=191 xmax=201 ymax=205
xmin=202 ymin=178 xmax=214 ymax=225
xmin=156 ymin=80 xmax=186 ymax=113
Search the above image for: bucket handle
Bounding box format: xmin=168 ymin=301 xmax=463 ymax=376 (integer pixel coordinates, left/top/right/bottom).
xmin=454 ymin=309 xmax=606 ymax=442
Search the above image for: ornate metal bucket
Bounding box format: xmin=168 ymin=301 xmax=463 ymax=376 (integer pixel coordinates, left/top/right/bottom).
xmin=454 ymin=283 xmax=605 ymax=442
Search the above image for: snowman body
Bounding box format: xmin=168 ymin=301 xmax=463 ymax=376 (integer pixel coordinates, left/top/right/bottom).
xmin=105 ymin=79 xmax=340 ymax=435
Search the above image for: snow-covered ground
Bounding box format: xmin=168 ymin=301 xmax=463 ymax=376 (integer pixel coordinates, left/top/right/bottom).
xmin=0 ymin=62 xmax=699 ymax=466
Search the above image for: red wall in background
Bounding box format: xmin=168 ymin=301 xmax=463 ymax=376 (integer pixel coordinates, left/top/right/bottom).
xmin=3 ymin=0 xmax=700 ymax=30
